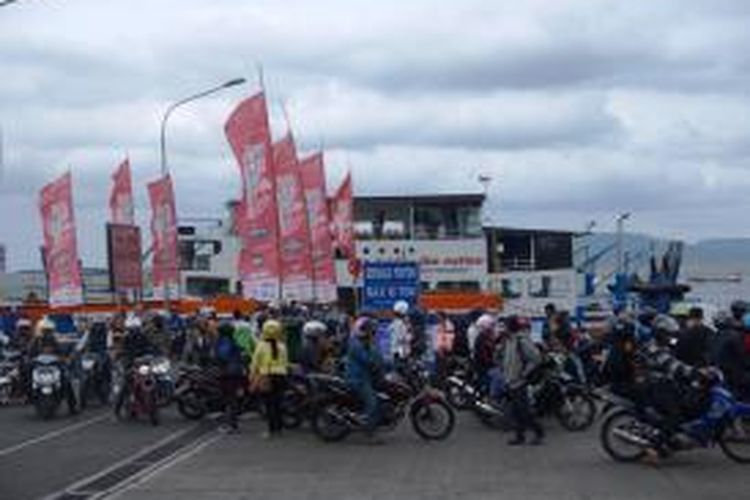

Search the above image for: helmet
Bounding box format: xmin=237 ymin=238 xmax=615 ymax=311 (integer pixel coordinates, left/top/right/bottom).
xmin=17 ymin=318 xmax=32 ymax=329
xmin=37 ymin=317 xmax=55 ymax=332
xmin=303 ymin=320 xmax=327 ymax=338
xmin=393 ymin=301 xmax=409 ymax=316
xmin=476 ymin=313 xmax=496 ymax=332
xmin=713 ymin=310 xmax=731 ymax=330
xmin=354 ymin=317 xmax=377 ymax=338
xmin=730 ymin=300 xmax=749 ymax=318
xmin=262 ymin=319 xmax=283 ymax=340
xmin=652 ymin=314 xmax=680 ymax=335
xmin=124 ymin=315 xmax=142 ymax=330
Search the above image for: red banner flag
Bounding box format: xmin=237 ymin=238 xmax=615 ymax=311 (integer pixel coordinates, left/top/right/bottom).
xmin=147 ymin=175 xmax=179 ymax=300
xmin=224 ymin=93 xmax=281 ymax=301
xmin=38 ymin=171 xmax=83 ymax=306
xmin=273 ymin=134 xmax=314 ymax=302
xmin=109 ymin=158 xmax=135 ymax=226
xmin=299 ymin=153 xmax=337 ymax=303
xmin=331 ymin=172 xmax=354 ymax=259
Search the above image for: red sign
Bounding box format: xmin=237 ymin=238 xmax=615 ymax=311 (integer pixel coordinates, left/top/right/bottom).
xmin=38 ymin=171 xmax=83 ymax=306
xmin=107 ymin=224 xmax=143 ymax=293
xmin=109 ymin=158 xmax=135 ymax=226
xmin=331 ymin=172 xmax=354 ymax=258
xmin=273 ymin=134 xmax=314 ymax=302
xmin=299 ymin=152 xmax=337 ymax=302
xmin=224 ymin=93 xmax=281 ymax=301
xmin=147 ymin=175 xmax=179 ymax=299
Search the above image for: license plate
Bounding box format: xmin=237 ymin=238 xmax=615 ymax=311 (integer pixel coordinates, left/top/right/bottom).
xmin=41 ymin=386 xmax=53 ymax=395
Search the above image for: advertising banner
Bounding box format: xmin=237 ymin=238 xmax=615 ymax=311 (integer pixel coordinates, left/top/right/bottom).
xmin=107 ymin=223 xmax=143 ymax=295
xmin=38 ymin=171 xmax=83 ymax=307
xmin=224 ymin=93 xmax=281 ymax=301
xmin=273 ymin=134 xmax=314 ymax=302
xmin=147 ymin=175 xmax=179 ymax=299
xmin=109 ymin=158 xmax=135 ymax=225
xmin=331 ymin=172 xmax=354 ymax=258
xmin=299 ymin=153 xmax=337 ymax=302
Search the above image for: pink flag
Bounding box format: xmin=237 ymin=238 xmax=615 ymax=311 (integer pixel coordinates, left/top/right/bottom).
xmin=147 ymin=175 xmax=179 ymax=299
xmin=331 ymin=172 xmax=354 ymax=259
xmin=109 ymin=158 xmax=135 ymax=225
xmin=299 ymin=153 xmax=337 ymax=303
xmin=38 ymin=171 xmax=83 ymax=306
xmin=224 ymin=93 xmax=281 ymax=300
xmin=273 ymin=134 xmax=314 ymax=302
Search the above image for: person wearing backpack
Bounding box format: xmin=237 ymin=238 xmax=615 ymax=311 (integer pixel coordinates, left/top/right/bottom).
xmin=502 ymin=315 xmax=544 ymax=446
xmin=215 ymin=322 xmax=246 ymax=433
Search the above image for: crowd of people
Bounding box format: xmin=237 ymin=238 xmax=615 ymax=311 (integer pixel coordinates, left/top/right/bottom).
xmin=2 ymin=297 xmax=750 ymax=453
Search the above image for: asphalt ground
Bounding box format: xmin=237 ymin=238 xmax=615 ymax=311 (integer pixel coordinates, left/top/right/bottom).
xmin=1 ymin=403 xmax=748 ymax=500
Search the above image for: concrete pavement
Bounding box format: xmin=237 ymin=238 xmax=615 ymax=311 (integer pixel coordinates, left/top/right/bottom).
xmin=113 ymin=414 xmax=748 ymax=500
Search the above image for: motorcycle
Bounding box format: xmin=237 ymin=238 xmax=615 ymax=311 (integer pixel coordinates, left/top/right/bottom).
xmin=175 ymin=364 xmax=261 ymax=420
xmin=446 ymin=355 xmax=596 ymax=432
xmin=600 ymin=369 xmax=750 ymax=463
xmin=31 ymin=354 xmax=74 ymax=419
xmin=115 ymin=355 xmax=161 ymax=426
xmin=79 ymin=352 xmax=111 ymax=408
xmin=311 ymin=361 xmax=455 ymax=442
xmin=0 ymin=349 xmax=23 ymax=405
xmin=152 ymin=356 xmax=174 ymax=407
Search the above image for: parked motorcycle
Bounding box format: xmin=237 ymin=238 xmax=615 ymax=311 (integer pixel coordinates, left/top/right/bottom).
xmin=311 ymin=361 xmax=455 ymax=442
xmin=0 ymin=349 xmax=23 ymax=405
xmin=115 ymin=355 xmax=161 ymax=426
xmin=600 ymin=369 xmax=750 ymax=463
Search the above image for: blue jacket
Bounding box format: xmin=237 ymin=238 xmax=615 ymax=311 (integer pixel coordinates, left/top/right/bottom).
xmin=345 ymin=337 xmax=381 ymax=387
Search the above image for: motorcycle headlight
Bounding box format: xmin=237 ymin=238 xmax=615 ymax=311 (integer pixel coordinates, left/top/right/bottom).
xmin=151 ymin=359 xmax=171 ymax=375
xmin=137 ymin=365 xmax=151 ymax=376
xmin=82 ymin=359 xmax=96 ymax=370
xmin=33 ymin=367 xmax=61 ymax=385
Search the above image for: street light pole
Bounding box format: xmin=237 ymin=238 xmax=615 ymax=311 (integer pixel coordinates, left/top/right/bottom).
xmin=157 ymin=78 xmax=246 ymax=308
xmin=159 ymin=77 xmax=246 ymax=176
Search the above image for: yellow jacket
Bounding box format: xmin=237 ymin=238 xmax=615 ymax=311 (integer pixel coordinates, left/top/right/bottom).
xmin=250 ymin=327 xmax=289 ymax=376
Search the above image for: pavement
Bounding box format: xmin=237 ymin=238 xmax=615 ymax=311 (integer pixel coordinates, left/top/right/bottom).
xmin=1 ymin=403 xmax=748 ymax=500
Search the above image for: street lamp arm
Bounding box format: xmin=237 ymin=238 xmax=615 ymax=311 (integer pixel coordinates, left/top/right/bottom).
xmin=159 ymin=78 xmax=246 ymax=176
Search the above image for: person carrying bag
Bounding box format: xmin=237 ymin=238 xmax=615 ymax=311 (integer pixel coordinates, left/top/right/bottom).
xmin=250 ymin=320 xmax=289 ymax=438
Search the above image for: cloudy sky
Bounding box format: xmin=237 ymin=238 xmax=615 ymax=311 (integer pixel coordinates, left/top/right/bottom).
xmin=1 ymin=0 xmax=750 ymax=271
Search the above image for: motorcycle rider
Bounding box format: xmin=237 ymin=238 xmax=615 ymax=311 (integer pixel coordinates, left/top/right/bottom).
xmin=502 ymin=315 xmax=544 ymax=446
xmin=346 ymin=317 xmax=384 ymax=442
xmin=717 ymin=311 xmax=750 ymax=401
xmin=472 ymin=313 xmax=498 ymax=392
xmin=114 ymin=315 xmax=157 ymax=416
xmin=636 ymin=314 xmax=705 ymax=452
xmin=389 ymin=301 xmax=412 ymax=367
xmin=28 ymin=317 xmax=79 ymax=414
xmin=300 ymin=320 xmax=330 ymax=373
xmin=675 ymin=307 xmax=712 ymax=368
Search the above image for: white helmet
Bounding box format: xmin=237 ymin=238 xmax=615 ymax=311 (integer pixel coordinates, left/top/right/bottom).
xmin=393 ymin=300 xmax=409 ymax=316
xmin=303 ymin=320 xmax=327 ymax=338
xmin=476 ymin=313 xmax=496 ymax=332
xmin=38 ymin=317 xmax=56 ymax=332
xmin=125 ymin=315 xmax=142 ymax=329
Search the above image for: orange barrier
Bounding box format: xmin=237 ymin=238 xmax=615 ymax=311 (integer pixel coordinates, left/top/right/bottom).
xmin=2 ymin=296 xmax=261 ymax=322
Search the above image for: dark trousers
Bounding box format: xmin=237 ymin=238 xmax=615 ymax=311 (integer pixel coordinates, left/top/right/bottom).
xmin=220 ymin=374 xmax=245 ymax=429
xmin=263 ymin=375 xmax=286 ymax=434
xmin=509 ymin=386 xmax=544 ymax=440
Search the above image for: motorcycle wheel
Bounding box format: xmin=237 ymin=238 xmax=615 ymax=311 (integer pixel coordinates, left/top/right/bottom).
xmin=176 ymin=389 xmax=208 ymax=420
xmin=35 ymin=396 xmax=58 ymax=420
xmin=446 ymin=383 xmax=473 ymax=411
xmin=555 ymin=392 xmax=596 ymax=432
xmin=410 ymin=399 xmax=455 ymax=441
xmin=312 ymin=401 xmax=351 ymax=442
xmin=149 ymin=393 xmax=160 ymax=426
xmin=600 ymin=409 xmax=648 ymax=462
xmin=718 ymin=414 xmax=750 ymax=463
